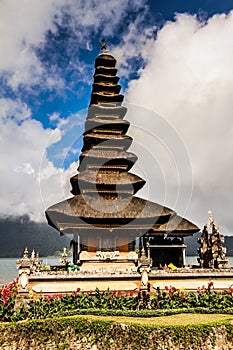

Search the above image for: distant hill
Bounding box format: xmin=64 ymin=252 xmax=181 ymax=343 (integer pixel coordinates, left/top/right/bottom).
xmin=0 ymin=216 xmax=233 ymax=258
xmin=0 ymin=216 xmax=69 ymax=258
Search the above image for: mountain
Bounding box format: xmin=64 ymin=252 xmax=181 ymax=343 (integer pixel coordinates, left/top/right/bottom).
xmin=0 ymin=216 xmax=232 ymax=258
xmin=0 ymin=216 xmax=69 ymax=258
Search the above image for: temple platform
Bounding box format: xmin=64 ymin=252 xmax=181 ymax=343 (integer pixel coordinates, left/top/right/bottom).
xmin=18 ymin=267 xmax=233 ymax=296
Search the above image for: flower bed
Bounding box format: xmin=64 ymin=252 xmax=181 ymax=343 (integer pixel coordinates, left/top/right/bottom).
xmin=0 ymin=279 xmax=18 ymax=321
xmin=1 ymin=281 xmax=233 ymax=322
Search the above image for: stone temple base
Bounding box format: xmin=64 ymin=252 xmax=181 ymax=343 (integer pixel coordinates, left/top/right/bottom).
xmin=79 ymin=261 xmax=138 ymax=276
xmin=17 ymin=266 xmax=233 ymax=297
xmin=32 ymin=280 xmax=138 ymax=293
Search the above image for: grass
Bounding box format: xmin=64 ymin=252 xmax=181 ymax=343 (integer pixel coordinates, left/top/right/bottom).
xmin=61 ymin=313 xmax=233 ymax=326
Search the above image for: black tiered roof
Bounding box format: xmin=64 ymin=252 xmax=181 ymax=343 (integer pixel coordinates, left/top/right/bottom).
xmin=45 ymin=52 xmax=199 ymax=236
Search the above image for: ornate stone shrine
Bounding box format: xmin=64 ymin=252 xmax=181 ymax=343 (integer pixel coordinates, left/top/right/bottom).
xmin=198 ymin=211 xmax=228 ymax=269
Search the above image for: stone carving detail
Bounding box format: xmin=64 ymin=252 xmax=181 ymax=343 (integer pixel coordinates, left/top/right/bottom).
xmin=198 ymin=211 xmax=228 ymax=269
xmin=16 ymin=248 xmax=43 ymax=289
xmin=60 ymin=248 xmax=68 ymax=266
xmin=138 ymin=247 xmax=152 ymax=273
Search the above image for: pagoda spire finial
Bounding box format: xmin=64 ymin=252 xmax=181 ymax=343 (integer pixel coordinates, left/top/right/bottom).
xmin=208 ymin=210 xmax=214 ymax=228
xmin=100 ymin=38 xmax=108 ymax=54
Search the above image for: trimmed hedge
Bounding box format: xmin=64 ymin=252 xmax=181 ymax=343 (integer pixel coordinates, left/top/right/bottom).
xmin=1 ymin=314 xmax=233 ymax=350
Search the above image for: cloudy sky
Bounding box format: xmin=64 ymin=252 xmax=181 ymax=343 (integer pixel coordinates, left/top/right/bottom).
xmin=1 ymin=0 xmax=233 ymax=235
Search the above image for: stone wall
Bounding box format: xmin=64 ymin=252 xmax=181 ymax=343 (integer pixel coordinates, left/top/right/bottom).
xmin=1 ymin=317 xmax=233 ymax=350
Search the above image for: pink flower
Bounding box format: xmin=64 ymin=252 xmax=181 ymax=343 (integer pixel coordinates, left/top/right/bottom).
xmin=46 ymin=295 xmax=51 ymax=302
xmin=89 ymin=290 xmax=93 ymax=293
xmin=2 ymin=298 xmax=8 ymax=305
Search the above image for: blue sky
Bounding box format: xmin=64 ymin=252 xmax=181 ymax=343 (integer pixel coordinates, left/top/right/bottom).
xmin=1 ymin=0 xmax=233 ymax=234
xmin=2 ymin=0 xmax=233 ymax=130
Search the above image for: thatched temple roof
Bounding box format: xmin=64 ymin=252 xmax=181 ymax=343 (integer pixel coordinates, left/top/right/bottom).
xmin=45 ymin=50 xmax=199 ymax=237
xmin=46 ymin=195 xmax=174 ymax=233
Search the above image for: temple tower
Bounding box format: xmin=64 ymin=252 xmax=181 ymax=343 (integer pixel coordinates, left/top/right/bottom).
xmin=46 ymin=48 xmax=199 ymax=268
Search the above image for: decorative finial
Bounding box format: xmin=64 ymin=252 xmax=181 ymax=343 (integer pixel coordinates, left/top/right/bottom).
xmin=208 ymin=210 xmax=214 ymax=227
xmin=23 ymin=247 xmax=28 ymax=259
xmin=100 ymin=38 xmax=108 ymax=54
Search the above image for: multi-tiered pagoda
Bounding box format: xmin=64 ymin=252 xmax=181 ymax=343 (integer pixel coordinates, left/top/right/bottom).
xmin=46 ymin=48 xmax=199 ymax=269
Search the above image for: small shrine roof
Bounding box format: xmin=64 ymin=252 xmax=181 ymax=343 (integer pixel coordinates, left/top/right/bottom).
xmin=150 ymin=214 xmax=200 ymax=234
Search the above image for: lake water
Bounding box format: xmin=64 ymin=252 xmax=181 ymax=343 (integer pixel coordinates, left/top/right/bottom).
xmin=0 ymin=257 xmax=70 ymax=285
xmin=1 ymin=256 xmax=233 ymax=285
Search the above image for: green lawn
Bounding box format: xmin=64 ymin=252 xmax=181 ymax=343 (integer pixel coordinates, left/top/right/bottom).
xmin=75 ymin=313 xmax=233 ymax=326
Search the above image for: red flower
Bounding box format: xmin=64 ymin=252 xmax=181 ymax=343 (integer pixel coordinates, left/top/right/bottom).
xmin=209 ymin=281 xmax=214 ymax=287
xmin=230 ymin=288 xmax=233 ymax=293
xmin=109 ymin=296 xmax=113 ymax=300
xmin=2 ymin=298 xmax=8 ymax=305
xmin=46 ymin=295 xmax=51 ymax=302
xmin=117 ymin=290 xmax=121 ymax=296
xmin=77 ymin=287 xmax=81 ymax=292
xmin=129 ymin=291 xmax=134 ymax=296
xmin=181 ymin=295 xmax=185 ymax=301
xmin=165 ymin=286 xmax=169 ymax=290
xmin=169 ymin=293 xmax=173 ymax=298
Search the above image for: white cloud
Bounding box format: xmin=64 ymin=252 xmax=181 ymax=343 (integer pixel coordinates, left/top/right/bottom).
xmin=65 ymin=0 xmax=147 ymax=38
xmin=111 ymin=14 xmax=156 ymax=77
xmin=14 ymin=163 xmax=35 ymax=176
xmin=0 ymin=0 xmax=148 ymax=91
xmin=0 ymin=98 xmax=74 ymax=221
xmin=0 ymin=0 xmax=65 ymax=90
xmin=0 ymin=98 xmax=31 ymax=122
xmin=49 ymin=112 xmax=61 ymax=124
xmin=125 ymin=12 xmax=233 ymax=234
